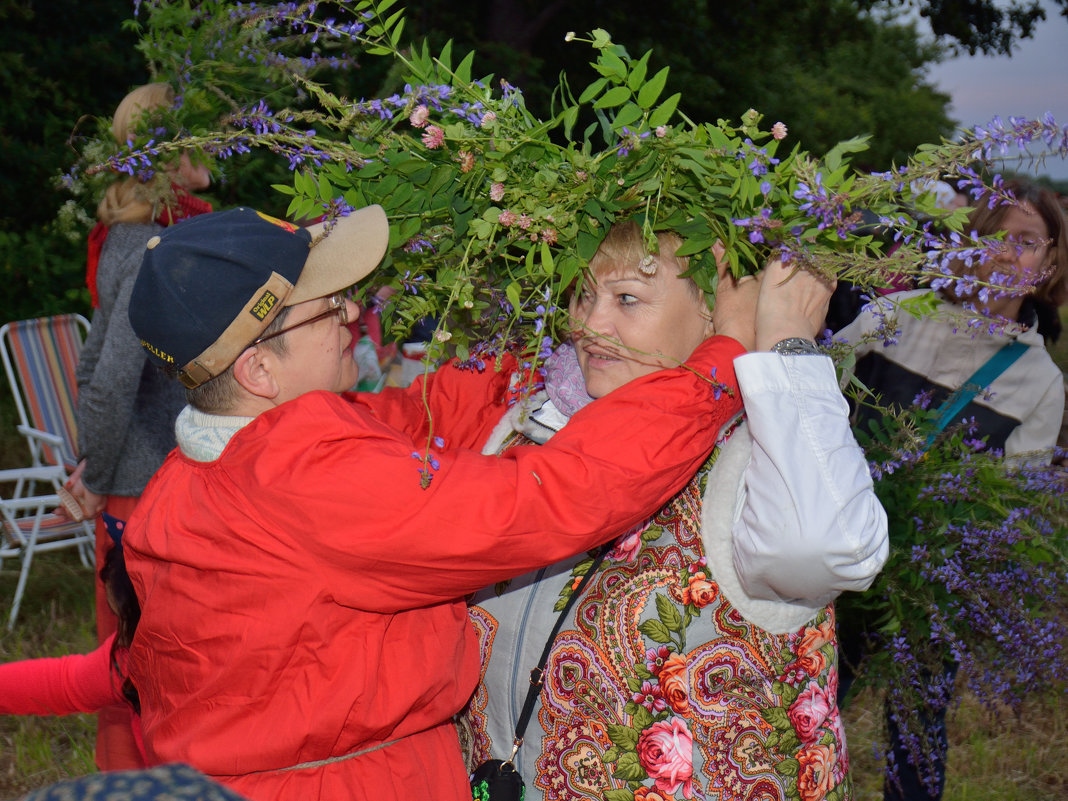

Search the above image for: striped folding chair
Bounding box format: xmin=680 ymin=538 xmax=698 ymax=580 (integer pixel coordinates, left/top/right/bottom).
xmin=0 ymin=314 xmax=89 ymax=474
xmin=0 ymin=466 xmax=95 ymax=629
xmin=0 ymin=315 xmax=95 ymax=627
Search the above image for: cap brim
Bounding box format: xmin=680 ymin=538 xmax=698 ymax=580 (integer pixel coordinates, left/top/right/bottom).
xmin=287 ymin=205 xmax=389 ymax=305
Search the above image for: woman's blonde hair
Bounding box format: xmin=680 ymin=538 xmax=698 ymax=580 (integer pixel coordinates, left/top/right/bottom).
xmin=587 ymin=220 xmax=702 ymax=301
xmin=96 ymin=83 xmax=175 ymax=226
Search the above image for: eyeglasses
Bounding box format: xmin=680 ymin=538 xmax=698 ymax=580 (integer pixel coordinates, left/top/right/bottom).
xmin=990 ymin=236 xmax=1051 ymax=255
xmin=252 ymin=293 xmax=348 ymax=346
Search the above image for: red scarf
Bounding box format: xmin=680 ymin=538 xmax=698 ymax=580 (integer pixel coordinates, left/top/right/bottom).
xmin=86 ymin=184 xmax=213 ymax=307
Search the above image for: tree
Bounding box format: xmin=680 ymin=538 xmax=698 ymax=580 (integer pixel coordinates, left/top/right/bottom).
xmin=866 ymin=0 xmax=1068 ymax=55
xmin=396 ymin=0 xmax=955 ymax=167
xmin=0 ymin=0 xmax=144 ymax=231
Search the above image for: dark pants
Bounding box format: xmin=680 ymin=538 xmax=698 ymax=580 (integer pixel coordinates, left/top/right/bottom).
xmin=837 ymin=629 xmax=955 ymax=801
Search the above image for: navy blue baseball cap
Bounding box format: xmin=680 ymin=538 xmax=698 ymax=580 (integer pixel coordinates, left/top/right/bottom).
xmin=129 ymin=206 xmax=388 ymax=388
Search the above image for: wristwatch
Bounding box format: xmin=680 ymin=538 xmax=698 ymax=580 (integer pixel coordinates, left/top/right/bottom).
xmin=770 ymin=337 xmax=822 ymax=356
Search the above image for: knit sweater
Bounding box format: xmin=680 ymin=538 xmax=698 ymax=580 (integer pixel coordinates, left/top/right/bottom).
xmin=76 ymin=223 xmax=188 ymax=496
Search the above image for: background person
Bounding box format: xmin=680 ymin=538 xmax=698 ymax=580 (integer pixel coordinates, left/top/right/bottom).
xmin=461 ymin=223 xmax=888 ymax=800
xmin=833 ymin=177 xmax=1068 ymax=800
xmin=66 ymin=81 xmax=212 ymax=771
xmin=121 ymin=205 xmax=748 ymax=801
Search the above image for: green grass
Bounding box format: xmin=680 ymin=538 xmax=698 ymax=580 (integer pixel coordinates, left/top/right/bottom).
xmin=0 ymin=551 xmax=98 ymax=798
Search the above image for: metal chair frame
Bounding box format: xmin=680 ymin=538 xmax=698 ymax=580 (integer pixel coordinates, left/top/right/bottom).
xmin=0 ymin=314 xmax=95 ymax=627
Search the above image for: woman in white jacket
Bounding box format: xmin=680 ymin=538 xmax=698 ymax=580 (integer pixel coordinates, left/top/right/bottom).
xmin=461 ymin=223 xmax=887 ymax=801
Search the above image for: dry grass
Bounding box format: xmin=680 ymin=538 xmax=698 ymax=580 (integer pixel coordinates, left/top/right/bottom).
xmin=844 ymin=685 xmax=1068 ymax=801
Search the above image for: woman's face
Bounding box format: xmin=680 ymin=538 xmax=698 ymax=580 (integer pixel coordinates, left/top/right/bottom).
xmin=568 ymin=258 xmax=713 ymax=399
xmin=964 ymin=202 xmax=1053 ymax=311
xmin=987 ymin=202 xmax=1053 ymax=289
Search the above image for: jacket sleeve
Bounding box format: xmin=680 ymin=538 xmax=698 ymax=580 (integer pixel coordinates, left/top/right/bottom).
xmin=349 ymin=358 xmax=520 ymax=451
xmin=0 ymin=635 xmax=122 ymax=715
xmin=1004 ymin=368 xmax=1064 ymax=464
xmin=264 ymin=335 xmax=746 ymax=611
xmin=77 ymin=239 xmax=155 ymax=493
xmin=730 ymin=353 xmax=889 ymax=606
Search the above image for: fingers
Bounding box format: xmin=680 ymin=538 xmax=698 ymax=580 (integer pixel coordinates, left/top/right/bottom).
xmin=754 ymin=259 xmax=834 ymax=350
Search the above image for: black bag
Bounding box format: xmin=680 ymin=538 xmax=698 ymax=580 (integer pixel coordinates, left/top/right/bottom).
xmin=470 ymin=758 xmax=524 ymax=801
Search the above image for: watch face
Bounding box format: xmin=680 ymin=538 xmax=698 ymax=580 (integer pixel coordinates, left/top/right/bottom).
xmin=772 ymin=337 xmax=821 ymax=355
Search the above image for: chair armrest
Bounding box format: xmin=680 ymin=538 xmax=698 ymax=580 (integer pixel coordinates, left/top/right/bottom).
xmin=0 ymin=466 xmax=68 ymax=484
xmin=16 ymin=425 xmax=65 ymax=449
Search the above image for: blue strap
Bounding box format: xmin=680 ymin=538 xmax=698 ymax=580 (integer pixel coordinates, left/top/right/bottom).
xmin=930 ymin=340 xmax=1028 ymax=435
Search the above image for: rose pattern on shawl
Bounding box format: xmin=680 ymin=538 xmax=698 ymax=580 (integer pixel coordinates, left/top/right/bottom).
xmin=636 ymin=718 xmax=695 ymax=799
xmin=610 ymin=525 xmax=645 ymax=563
xmin=466 ymin=442 xmax=851 ymax=801
xmin=657 ymin=653 xmax=691 ymax=716
xmin=679 ymin=572 xmax=718 ymax=608
xmin=796 ymin=743 xmax=837 ymax=801
xmin=633 ymin=787 xmax=675 ymax=801
xmin=794 ymin=617 xmax=835 ymax=677
xmin=788 ymin=679 xmax=834 ymax=744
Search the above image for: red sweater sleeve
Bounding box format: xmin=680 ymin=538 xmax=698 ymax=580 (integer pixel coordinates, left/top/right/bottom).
xmin=251 ymin=335 xmax=746 ymax=610
xmin=0 ymin=634 xmax=122 ymax=715
xmin=348 ymin=357 xmax=519 ymax=451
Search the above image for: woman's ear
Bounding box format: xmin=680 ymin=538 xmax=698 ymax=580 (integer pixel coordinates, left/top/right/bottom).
xmin=232 ymin=346 xmax=281 ymax=401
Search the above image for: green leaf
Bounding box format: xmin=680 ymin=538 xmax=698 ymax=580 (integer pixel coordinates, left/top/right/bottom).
xmin=271 ymin=183 xmax=295 ymax=195
xmin=762 ymin=706 xmax=792 ymax=732
xmin=647 ymin=93 xmax=681 ymax=128
xmin=654 ymin=594 xmax=683 ymax=632
xmin=594 ymin=86 xmax=632 ymax=109
xmin=437 ymin=39 xmax=454 ymax=72
xmin=387 ymin=13 xmax=406 ymax=47
xmin=604 ymin=790 xmax=633 ymax=801
xmin=577 ymin=228 xmax=604 ymax=260
xmin=636 ymin=66 xmax=669 ymax=109
xmin=777 ymin=757 xmax=801 ymax=778
xmin=612 ymin=752 xmax=646 ymax=782
xmin=611 ymin=102 xmax=643 ymax=131
xmin=562 ymin=105 xmax=580 ymax=139
xmin=541 ymin=241 xmax=555 ymax=276
xmin=578 ymin=78 xmax=608 ymax=104
xmin=506 ymin=282 xmax=521 ymax=312
xmin=602 ymin=750 xmax=624 ymax=769
xmin=606 ymin=724 xmax=640 ymax=750
xmin=673 ymin=237 xmax=716 ymax=258
xmin=455 ymin=50 xmax=476 ymax=85
xmin=778 ymin=731 xmax=801 ymax=753
xmin=631 ymin=704 xmax=653 ymax=732
xmin=626 ymin=51 xmax=651 ymax=91
xmin=598 ymin=50 xmax=627 ymax=81
xmin=591 ymin=29 xmax=613 ymax=49
xmin=824 ymin=135 xmax=872 ymax=172
xmin=637 ymin=619 xmax=673 ymax=643
xmin=318 ymin=175 xmax=335 ymax=203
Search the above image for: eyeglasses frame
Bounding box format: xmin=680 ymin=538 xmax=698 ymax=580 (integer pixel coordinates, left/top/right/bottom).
xmin=252 ymin=292 xmax=349 ymax=347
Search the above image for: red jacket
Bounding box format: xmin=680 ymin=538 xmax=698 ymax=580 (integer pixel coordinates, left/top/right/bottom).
xmin=124 ymin=336 xmax=744 ymax=801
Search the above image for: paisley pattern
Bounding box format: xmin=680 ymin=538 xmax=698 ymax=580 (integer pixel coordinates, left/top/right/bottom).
xmin=464 ymin=431 xmax=851 ymax=801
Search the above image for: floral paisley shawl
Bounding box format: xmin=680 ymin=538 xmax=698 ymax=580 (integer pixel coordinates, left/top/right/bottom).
xmin=461 ymin=428 xmax=851 ymax=801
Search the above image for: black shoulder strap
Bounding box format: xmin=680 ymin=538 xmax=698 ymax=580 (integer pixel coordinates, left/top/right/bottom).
xmin=508 ymin=545 xmax=610 ymax=757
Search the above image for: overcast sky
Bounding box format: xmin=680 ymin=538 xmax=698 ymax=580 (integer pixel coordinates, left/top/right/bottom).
xmin=922 ymin=0 xmax=1068 ymax=180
